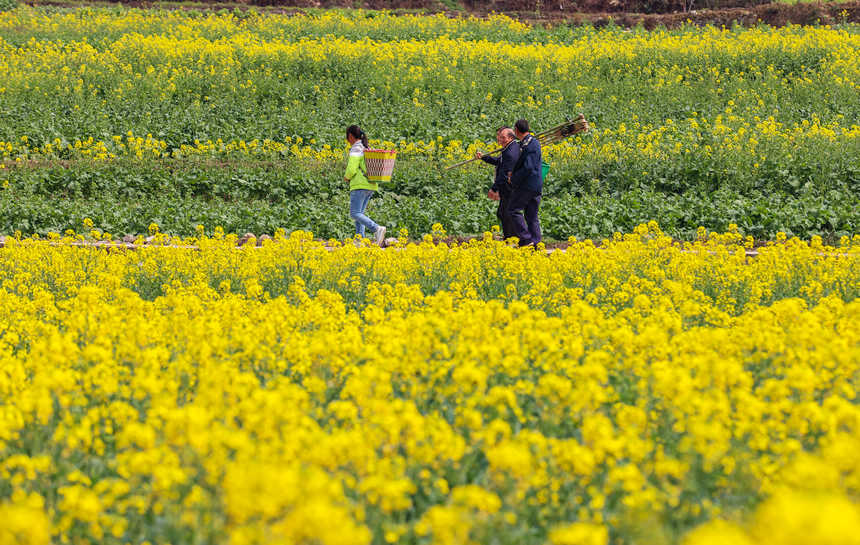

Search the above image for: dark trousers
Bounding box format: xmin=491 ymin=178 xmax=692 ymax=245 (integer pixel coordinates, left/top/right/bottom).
xmin=497 ymin=191 xmax=516 ymax=239
xmin=508 ymin=189 xmax=542 ymax=246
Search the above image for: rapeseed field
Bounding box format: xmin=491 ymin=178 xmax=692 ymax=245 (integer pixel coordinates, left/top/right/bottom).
xmin=0 ymin=8 xmax=858 ymax=238
xmin=1 ymin=223 xmax=859 ymax=544
xmin=1 ymin=7 xmax=859 ymax=543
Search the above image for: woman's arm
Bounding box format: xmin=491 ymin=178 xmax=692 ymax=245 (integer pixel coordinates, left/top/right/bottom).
xmin=344 ymin=153 xmax=362 ymax=181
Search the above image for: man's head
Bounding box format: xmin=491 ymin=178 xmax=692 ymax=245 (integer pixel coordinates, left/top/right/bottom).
xmin=514 ymin=119 xmax=530 ymax=139
xmin=496 ymin=126 xmax=515 ymax=146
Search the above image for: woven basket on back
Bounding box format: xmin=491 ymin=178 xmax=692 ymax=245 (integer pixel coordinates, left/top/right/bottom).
xmin=364 ymin=149 xmax=397 ymax=182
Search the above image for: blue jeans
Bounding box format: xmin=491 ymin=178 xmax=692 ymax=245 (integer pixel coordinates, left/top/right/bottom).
xmin=349 ymin=189 xmax=379 ymax=237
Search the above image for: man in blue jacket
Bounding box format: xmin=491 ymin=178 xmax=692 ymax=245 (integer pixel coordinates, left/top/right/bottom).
xmin=476 ymin=126 xmax=519 ymax=239
xmin=508 ymin=119 xmax=543 ymax=247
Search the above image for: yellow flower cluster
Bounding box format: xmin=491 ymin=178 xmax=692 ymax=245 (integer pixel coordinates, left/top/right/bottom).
xmin=1 ymin=113 xmax=857 ymax=167
xmin=0 ymin=223 xmax=859 ymax=544
xmin=0 ymin=8 xmax=529 ymax=43
xmin=2 ymin=25 xmax=857 ymax=107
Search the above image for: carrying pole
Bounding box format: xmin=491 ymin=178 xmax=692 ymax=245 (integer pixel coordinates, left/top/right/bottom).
xmin=443 ymin=114 xmax=589 ymax=171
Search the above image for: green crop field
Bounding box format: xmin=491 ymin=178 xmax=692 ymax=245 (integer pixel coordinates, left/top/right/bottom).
xmin=0 ymin=8 xmax=858 ymax=240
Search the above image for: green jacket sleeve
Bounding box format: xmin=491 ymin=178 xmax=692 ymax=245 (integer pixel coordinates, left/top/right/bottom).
xmin=345 ymin=154 xmax=363 ymax=180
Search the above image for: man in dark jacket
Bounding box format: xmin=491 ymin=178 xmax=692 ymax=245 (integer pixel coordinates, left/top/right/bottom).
xmin=476 ymin=126 xmax=519 ymax=239
xmin=508 ymin=119 xmax=543 ymax=246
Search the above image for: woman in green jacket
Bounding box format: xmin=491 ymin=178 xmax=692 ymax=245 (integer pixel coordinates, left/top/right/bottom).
xmin=345 ymin=125 xmax=386 ymax=246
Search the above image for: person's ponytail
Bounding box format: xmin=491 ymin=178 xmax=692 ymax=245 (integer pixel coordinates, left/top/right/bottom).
xmin=359 ymin=130 xmax=369 ymax=149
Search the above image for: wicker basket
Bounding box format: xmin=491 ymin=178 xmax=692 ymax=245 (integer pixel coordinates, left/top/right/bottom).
xmin=364 ymin=149 xmax=397 ymax=182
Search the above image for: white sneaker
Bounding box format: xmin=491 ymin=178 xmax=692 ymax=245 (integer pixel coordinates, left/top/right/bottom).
xmin=374 ymin=226 xmax=387 ymax=246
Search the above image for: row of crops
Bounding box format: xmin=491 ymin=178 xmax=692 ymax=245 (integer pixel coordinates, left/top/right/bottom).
xmin=0 ymin=8 xmax=858 ymax=240
xmin=0 ymin=8 xmax=860 ymax=240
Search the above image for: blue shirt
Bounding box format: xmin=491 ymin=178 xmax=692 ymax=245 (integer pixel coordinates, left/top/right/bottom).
xmin=510 ymin=134 xmax=542 ymax=193
xmin=480 ymin=140 xmax=520 ymax=194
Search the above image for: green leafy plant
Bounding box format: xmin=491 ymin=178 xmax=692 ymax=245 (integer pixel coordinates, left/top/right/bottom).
xmin=0 ymin=8 xmax=857 ymax=241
